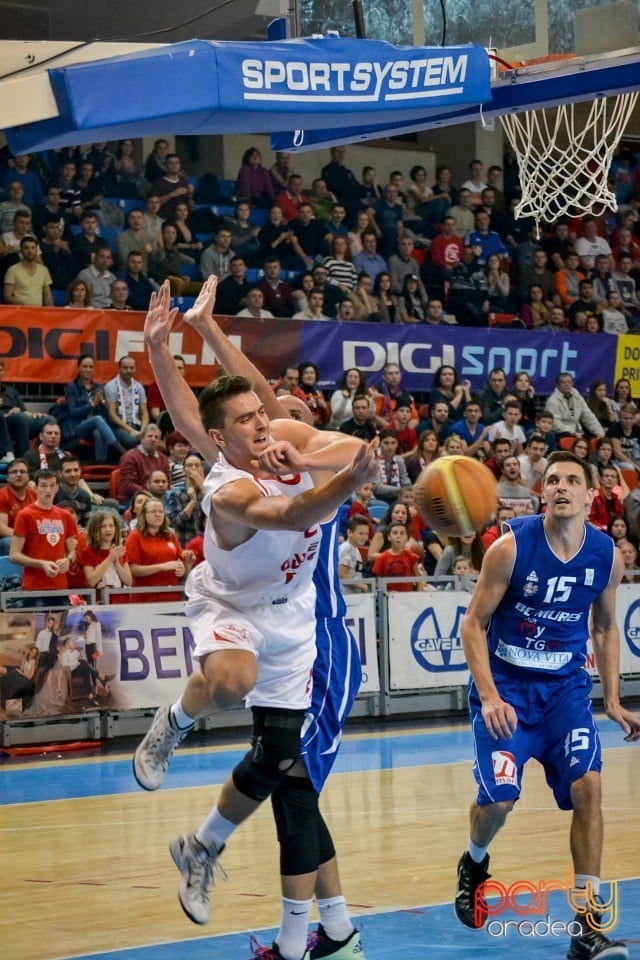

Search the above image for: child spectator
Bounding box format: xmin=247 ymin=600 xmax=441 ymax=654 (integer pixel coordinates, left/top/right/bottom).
xmin=372 ymin=522 xmax=425 ymax=591
xmin=346 ymin=481 xmax=375 ymax=541
xmin=338 ymin=516 xmax=370 ymax=592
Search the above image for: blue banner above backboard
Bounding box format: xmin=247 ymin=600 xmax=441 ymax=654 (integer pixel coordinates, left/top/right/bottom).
xmin=5 ymin=38 xmax=491 ymax=154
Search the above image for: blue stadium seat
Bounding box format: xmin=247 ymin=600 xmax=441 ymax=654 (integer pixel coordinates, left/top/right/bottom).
xmin=244 ymin=268 xmax=264 ymax=283
xmin=251 ymin=209 xmax=269 ymax=227
xmin=368 ymin=501 xmax=389 ymax=523
xmin=98 ymin=225 xmax=121 ymax=254
xmin=219 ymin=179 xmax=236 ymax=198
xmin=211 ymin=204 xmax=236 ymax=218
xmin=52 ymin=289 xmax=67 ymax=306
xmin=0 ymin=556 xmax=22 ymax=581
xmin=103 ymin=197 xmax=139 ymax=215
xmin=180 ymin=261 xmax=200 ymax=280
xmin=171 ymin=296 xmax=197 ymax=312
xmin=195 ymin=233 xmax=214 ymax=245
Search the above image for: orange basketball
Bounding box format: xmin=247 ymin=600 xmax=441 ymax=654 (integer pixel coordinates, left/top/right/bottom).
xmin=414 ymin=455 xmax=498 ymax=537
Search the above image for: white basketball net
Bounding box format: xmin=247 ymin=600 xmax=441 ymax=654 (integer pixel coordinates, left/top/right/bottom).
xmin=500 ymin=93 xmax=639 ymax=228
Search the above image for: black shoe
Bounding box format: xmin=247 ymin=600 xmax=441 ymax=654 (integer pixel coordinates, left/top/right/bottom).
xmin=454 ymin=850 xmax=491 ymax=928
xmin=309 ymin=923 xmax=362 ymax=958
xmin=567 ymin=909 xmax=628 ymax=960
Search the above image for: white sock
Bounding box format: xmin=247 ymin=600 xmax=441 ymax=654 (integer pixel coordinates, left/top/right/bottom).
xmin=170 ymin=697 xmax=195 ymax=731
xmin=195 ymin=807 xmax=236 ymax=855
xmin=316 ymin=895 xmax=353 ymax=942
xmin=575 ymin=874 xmax=601 ymax=896
xmin=275 ymin=896 xmax=312 ymax=960
xmin=468 ymin=840 xmax=489 ymax=863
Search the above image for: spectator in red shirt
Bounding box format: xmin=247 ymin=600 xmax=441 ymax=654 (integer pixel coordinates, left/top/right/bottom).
xmin=10 ymin=469 xmax=78 ymax=596
xmin=0 ymin=458 xmax=37 ymax=554
xmin=392 ymin=401 xmax=418 ymax=457
xmin=589 ymin=466 xmax=625 ymax=531
xmin=346 ymin=480 xmax=375 ymax=541
xmin=372 ymin=521 xmax=425 ymax=591
xmin=118 ymin=423 xmax=171 ymax=502
xmin=275 ymin=173 xmax=307 ymax=222
xmin=481 ymin=504 xmax=516 ymax=552
xmin=80 ymin=508 xmax=132 ymax=593
xmin=126 ymin=497 xmax=194 ymax=602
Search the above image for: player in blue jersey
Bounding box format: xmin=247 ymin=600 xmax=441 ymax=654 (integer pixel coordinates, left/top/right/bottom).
xmin=455 ymin=450 xmax=640 ymax=960
xmin=141 ymin=279 xmax=366 ymax=960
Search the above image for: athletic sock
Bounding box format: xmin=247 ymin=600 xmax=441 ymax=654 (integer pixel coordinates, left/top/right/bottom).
xmin=195 ymin=807 xmax=236 ymax=855
xmin=468 ymin=840 xmax=489 ymax=863
xmin=574 ymin=874 xmax=601 ymax=897
xmin=170 ymin=697 xmax=195 ymax=731
xmin=316 ymin=895 xmax=354 ymax=942
xmin=275 ymin=896 xmax=312 ymax=960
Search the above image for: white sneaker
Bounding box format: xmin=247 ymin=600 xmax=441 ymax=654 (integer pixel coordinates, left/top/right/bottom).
xmin=132 ymin=706 xmax=189 ymax=790
xmin=170 ymin=833 xmax=226 ymax=925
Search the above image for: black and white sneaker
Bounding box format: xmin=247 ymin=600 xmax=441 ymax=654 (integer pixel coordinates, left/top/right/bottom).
xmin=454 ymin=850 xmax=491 ymax=928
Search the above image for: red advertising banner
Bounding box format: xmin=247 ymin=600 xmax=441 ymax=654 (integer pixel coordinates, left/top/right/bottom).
xmin=0 ymin=306 xmax=304 ymax=387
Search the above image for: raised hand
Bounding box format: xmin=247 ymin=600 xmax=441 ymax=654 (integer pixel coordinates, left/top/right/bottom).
xmin=183 ymin=275 xmax=218 ymax=332
xmin=144 ymin=281 xmax=179 ymax=349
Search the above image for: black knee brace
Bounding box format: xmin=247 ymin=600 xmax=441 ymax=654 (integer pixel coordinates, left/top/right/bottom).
xmin=232 ymin=706 xmax=305 ymax=802
xmin=271 ymin=775 xmax=336 ymax=876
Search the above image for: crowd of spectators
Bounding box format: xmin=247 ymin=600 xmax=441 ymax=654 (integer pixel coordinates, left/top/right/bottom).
xmin=2 ymin=138 xmax=640 ymax=605
xmin=2 ymin=139 xmax=640 ymax=329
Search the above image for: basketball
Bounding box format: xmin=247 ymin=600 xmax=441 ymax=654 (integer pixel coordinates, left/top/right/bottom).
xmin=414 ymin=455 xmax=498 ymax=537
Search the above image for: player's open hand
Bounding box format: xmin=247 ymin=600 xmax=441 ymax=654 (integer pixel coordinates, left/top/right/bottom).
xmin=183 ymin=275 xmax=218 ymax=331
xmin=348 ymin=437 xmax=379 ymax=485
xmin=481 ymin=696 xmax=518 ymax=740
xmin=144 ymin=281 xmax=179 ymax=349
xmin=606 ymin=703 xmax=640 ymax=742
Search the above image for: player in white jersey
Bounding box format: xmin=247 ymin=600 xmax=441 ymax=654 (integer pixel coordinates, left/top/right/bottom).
xmin=133 ymin=280 xmax=376 ymax=959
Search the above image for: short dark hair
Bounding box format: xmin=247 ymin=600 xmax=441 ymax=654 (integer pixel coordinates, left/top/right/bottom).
xmin=198 ymin=374 xmax=253 ymax=431
xmin=347 ymin=515 xmax=369 ymax=532
xmin=34 ymin=469 xmax=58 ymax=484
xmin=543 ymin=450 xmax=594 ymax=488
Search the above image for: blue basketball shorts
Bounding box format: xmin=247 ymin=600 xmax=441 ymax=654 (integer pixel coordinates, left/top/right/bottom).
xmin=469 ymin=671 xmax=602 ymax=811
xmin=300 ymin=615 xmax=362 ymax=794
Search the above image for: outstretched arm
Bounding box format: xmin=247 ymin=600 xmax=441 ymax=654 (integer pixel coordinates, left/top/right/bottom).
xmin=591 ymin=550 xmax=640 ymax=741
xmin=183 ymin=275 xmax=370 ymax=477
xmin=143 ymin=281 xmax=218 ymax=462
xmin=183 ymin=275 xmax=284 ymax=421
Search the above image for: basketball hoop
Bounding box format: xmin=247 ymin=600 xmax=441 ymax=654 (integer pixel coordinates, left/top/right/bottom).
xmin=500 ymin=91 xmax=639 ymax=229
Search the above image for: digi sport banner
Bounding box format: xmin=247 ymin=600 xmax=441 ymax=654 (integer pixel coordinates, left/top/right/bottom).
xmin=0 ymin=306 xmax=617 ymax=395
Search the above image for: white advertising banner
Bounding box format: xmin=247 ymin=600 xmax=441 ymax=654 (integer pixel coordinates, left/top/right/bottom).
xmin=344 ymin=592 xmax=380 ymax=694
xmin=387 ymin=586 xmax=640 ymax=691
xmin=388 ymin=591 xmax=471 ymax=690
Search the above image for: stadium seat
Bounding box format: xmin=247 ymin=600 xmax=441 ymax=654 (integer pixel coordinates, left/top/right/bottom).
xmin=368 ymin=502 xmax=389 ymax=523
xmin=0 ymin=556 xmax=22 ymax=582
xmin=219 ymin=179 xmax=236 ymax=198
xmin=180 ymin=261 xmax=200 ymax=280
xmin=109 ymin=468 xmax=122 ymax=501
xmin=52 ymin=289 xmax=67 ymax=306
xmin=558 ymin=437 xmax=576 ymax=450
xmin=244 ymin=268 xmax=263 ymax=283
xmin=211 ymin=204 xmax=236 ymax=218
xmin=620 ymin=468 xmax=638 ymax=490
xmin=251 ymin=209 xmax=269 ymax=227
xmin=171 ymin=296 xmax=197 ymax=312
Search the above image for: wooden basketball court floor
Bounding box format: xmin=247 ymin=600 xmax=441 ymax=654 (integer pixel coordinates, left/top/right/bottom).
xmin=1 ymin=717 xmax=639 ymax=960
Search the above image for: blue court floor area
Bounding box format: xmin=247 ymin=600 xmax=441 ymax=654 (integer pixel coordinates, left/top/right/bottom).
xmin=59 ymin=880 xmax=640 ymax=960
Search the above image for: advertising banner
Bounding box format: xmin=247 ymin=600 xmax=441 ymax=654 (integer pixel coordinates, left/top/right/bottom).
xmin=344 ymin=591 xmax=380 ymax=694
xmin=0 ymin=306 xmax=615 ymax=395
xmin=388 ymin=586 xmax=640 ymax=691
xmin=0 ymin=596 xmax=380 ymax=722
